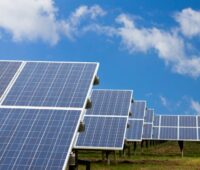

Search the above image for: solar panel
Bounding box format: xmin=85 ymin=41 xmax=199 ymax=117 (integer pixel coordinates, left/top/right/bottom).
xmin=153 ymin=115 xmax=160 ymax=126
xmin=85 ymin=90 xmax=132 ymax=116
xmin=179 ymin=116 xmax=197 ymax=127
xmin=75 ymin=116 xmax=127 ymax=149
xmin=130 ymin=100 xmax=146 ymax=119
xmin=2 ymin=62 xmax=98 ymax=108
xmin=126 ymin=101 xmax=146 ymax=141
xmin=142 ymin=109 xmax=154 ymax=140
xmin=152 ymin=127 xmax=159 ymax=139
xmin=126 ymin=119 xmax=144 ymax=141
xmin=144 ymin=109 xmax=154 ymax=123
xmin=161 ymin=115 xmax=178 ymax=127
xmin=179 ymin=128 xmax=197 ymax=140
xmin=159 ymin=127 xmax=178 ymax=140
xmin=0 ymin=61 xmax=99 ymax=169
xmin=142 ymin=124 xmax=153 ymax=139
xmin=75 ymin=89 xmax=132 ymax=150
xmin=153 ymin=115 xmax=199 ymax=141
xmin=0 ymin=61 xmax=21 ymax=99
xmin=0 ymin=108 xmax=81 ymax=170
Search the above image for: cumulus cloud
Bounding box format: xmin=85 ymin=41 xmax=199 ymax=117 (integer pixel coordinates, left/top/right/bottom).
xmin=63 ymin=5 xmax=106 ymax=40
xmin=0 ymin=0 xmax=59 ymax=44
xmin=191 ymin=99 xmax=200 ymax=114
xmin=85 ymin=12 xmax=200 ymax=78
xmin=0 ymin=1 xmax=105 ymax=44
xmin=175 ymin=8 xmax=200 ymax=37
xmin=115 ymin=14 xmax=200 ymax=77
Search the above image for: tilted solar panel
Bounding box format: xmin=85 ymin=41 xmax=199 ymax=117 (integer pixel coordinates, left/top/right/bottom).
xmin=179 ymin=128 xmax=197 ymax=140
xmin=153 ymin=115 xmax=199 ymax=141
xmin=0 ymin=108 xmax=81 ymax=170
xmin=142 ymin=109 xmax=154 ymax=140
xmin=85 ymin=90 xmax=132 ymax=116
xmin=179 ymin=116 xmax=197 ymax=127
xmin=142 ymin=124 xmax=153 ymax=139
xmin=159 ymin=127 xmax=178 ymax=140
xmin=75 ymin=116 xmax=127 ymax=149
xmin=126 ymin=119 xmax=144 ymax=141
xmin=75 ymin=89 xmax=133 ymax=150
xmin=153 ymin=115 xmax=160 ymax=126
xmin=144 ymin=109 xmax=154 ymax=123
xmin=0 ymin=61 xmax=21 ymax=99
xmin=0 ymin=61 xmax=99 ymax=169
xmin=2 ymin=62 xmax=98 ymax=108
xmin=130 ymin=101 xmax=146 ymax=119
xmin=126 ymin=101 xmax=146 ymax=141
xmin=161 ymin=115 xmax=178 ymax=127
xmin=152 ymin=126 xmax=159 ymax=139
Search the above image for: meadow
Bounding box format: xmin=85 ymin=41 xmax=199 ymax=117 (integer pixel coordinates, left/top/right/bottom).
xmin=77 ymin=141 xmax=200 ymax=170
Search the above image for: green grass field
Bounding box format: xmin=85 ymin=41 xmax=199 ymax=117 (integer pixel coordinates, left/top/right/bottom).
xmin=77 ymin=141 xmax=200 ymax=170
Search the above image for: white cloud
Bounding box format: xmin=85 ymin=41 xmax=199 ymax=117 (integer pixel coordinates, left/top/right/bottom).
xmin=160 ymin=96 xmax=168 ymax=107
xmin=175 ymin=8 xmax=200 ymax=37
xmin=63 ymin=5 xmax=106 ymax=40
xmin=0 ymin=0 xmax=59 ymax=44
xmin=0 ymin=1 xmax=105 ymax=44
xmin=84 ymin=10 xmax=200 ymax=78
xmin=115 ymin=14 xmax=200 ymax=77
xmin=191 ymin=99 xmax=200 ymax=114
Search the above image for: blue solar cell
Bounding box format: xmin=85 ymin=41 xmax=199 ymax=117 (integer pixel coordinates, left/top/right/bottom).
xmin=153 ymin=115 xmax=160 ymax=126
xmin=0 ymin=61 xmax=21 ymax=98
xmin=0 ymin=108 xmax=81 ymax=170
xmin=161 ymin=116 xmax=178 ymax=127
xmin=126 ymin=119 xmax=143 ymax=141
xmin=3 ymin=62 xmax=98 ymax=108
xmin=86 ymin=90 xmax=132 ymax=116
xmin=130 ymin=101 xmax=146 ymax=119
xmin=197 ymin=116 xmax=200 ymax=128
xmin=75 ymin=116 xmax=127 ymax=149
xmin=142 ymin=124 xmax=152 ymax=139
xmin=144 ymin=109 xmax=154 ymax=123
xmin=179 ymin=128 xmax=197 ymax=140
xmin=159 ymin=127 xmax=178 ymax=140
xmin=179 ymin=116 xmax=197 ymax=127
xmin=152 ymin=127 xmax=159 ymax=139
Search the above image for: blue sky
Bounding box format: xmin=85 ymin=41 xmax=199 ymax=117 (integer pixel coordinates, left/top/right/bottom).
xmin=0 ymin=0 xmax=200 ymax=115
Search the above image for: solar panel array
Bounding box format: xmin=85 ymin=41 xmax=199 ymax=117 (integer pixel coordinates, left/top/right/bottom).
xmin=126 ymin=101 xmax=146 ymax=141
xmin=152 ymin=115 xmax=199 ymax=141
xmin=142 ymin=109 xmax=154 ymax=140
xmin=75 ymin=90 xmax=133 ymax=150
xmin=0 ymin=61 xmax=99 ymax=169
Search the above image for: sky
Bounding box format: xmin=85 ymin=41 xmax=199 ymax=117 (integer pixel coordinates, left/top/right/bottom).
xmin=0 ymin=0 xmax=200 ymax=115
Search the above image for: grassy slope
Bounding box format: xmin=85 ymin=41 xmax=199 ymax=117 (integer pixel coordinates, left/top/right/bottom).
xmin=77 ymin=141 xmax=200 ymax=170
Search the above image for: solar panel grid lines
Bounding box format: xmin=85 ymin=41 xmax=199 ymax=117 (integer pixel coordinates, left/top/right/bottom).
xmin=0 ymin=108 xmax=82 ymax=170
xmin=0 ymin=61 xmax=24 ymax=104
xmin=75 ymin=89 xmax=133 ymax=150
xmin=2 ymin=61 xmax=99 ymax=108
xmin=142 ymin=108 xmax=154 ymax=140
xmin=85 ymin=89 xmax=133 ymax=116
xmin=130 ymin=100 xmax=146 ymax=119
xmin=152 ymin=115 xmax=200 ymax=141
xmin=126 ymin=119 xmax=144 ymax=141
xmin=126 ymin=100 xmax=146 ymax=141
xmin=0 ymin=61 xmax=99 ymax=169
xmin=144 ymin=108 xmax=154 ymax=123
xmin=75 ymin=116 xmax=128 ymax=150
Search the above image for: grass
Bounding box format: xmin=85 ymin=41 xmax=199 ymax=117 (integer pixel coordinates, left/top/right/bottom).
xmin=76 ymin=141 xmax=200 ymax=170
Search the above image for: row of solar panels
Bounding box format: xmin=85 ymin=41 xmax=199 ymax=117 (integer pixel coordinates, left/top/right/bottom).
xmin=0 ymin=61 xmax=99 ymax=170
xmin=0 ymin=60 xmax=197 ymax=170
